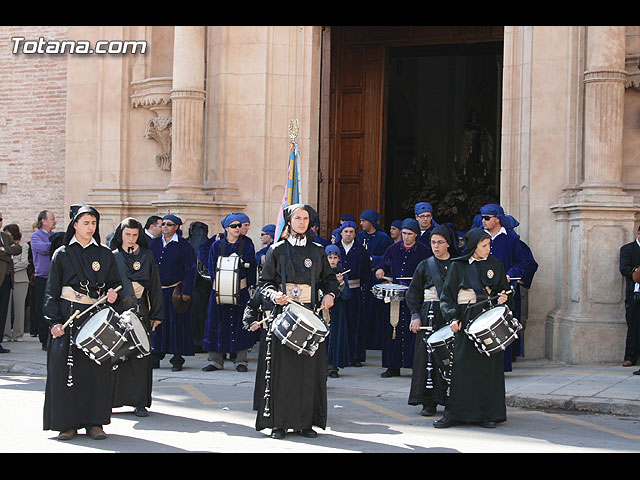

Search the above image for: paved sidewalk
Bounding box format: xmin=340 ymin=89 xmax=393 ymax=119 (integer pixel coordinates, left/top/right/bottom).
xmin=1 ymin=336 xmax=639 ymax=417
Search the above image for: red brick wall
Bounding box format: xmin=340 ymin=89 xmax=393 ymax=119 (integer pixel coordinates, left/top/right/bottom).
xmin=0 ymin=26 xmax=68 ymax=239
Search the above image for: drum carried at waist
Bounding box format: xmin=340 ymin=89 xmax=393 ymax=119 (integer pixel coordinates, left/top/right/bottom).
xmin=465 ymin=305 xmax=520 ymax=356
xmin=425 ymin=324 xmax=455 ymax=383
xmin=215 ymin=253 xmax=248 ymax=305
xmin=371 ymin=283 xmax=408 ymax=303
xmin=271 ymin=302 xmax=329 ymax=357
xmin=74 ymin=307 xmax=151 ymax=366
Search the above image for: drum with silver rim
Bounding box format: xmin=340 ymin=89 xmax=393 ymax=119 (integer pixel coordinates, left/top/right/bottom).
xmin=271 ymin=302 xmax=328 ymax=356
xmin=371 ymin=283 xmax=408 ymax=303
xmin=74 ymin=308 xmax=130 ymax=365
xmin=425 ymin=324 xmax=455 ymax=382
xmin=112 ymin=310 xmax=151 ymax=366
xmin=465 ymin=305 xmax=520 ymax=356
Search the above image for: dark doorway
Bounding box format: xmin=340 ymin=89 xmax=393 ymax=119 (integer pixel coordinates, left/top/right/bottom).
xmin=383 ymin=42 xmax=503 ymax=234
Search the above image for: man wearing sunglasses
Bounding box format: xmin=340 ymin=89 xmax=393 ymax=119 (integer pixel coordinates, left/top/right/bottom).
xmin=202 ymin=213 xmax=257 ymax=372
xmin=148 ymin=214 xmax=197 ymax=372
xmin=480 ymin=204 xmax=527 ymax=372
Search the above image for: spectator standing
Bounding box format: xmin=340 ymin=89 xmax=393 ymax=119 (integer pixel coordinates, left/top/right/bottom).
xmin=29 ymin=210 xmax=56 ymax=350
xmin=3 ymin=224 xmax=29 ymax=342
xmin=0 ymin=213 xmax=22 ymax=353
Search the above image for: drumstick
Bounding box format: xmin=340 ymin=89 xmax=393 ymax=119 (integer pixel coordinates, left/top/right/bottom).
xmin=61 ymin=285 xmax=123 ymax=330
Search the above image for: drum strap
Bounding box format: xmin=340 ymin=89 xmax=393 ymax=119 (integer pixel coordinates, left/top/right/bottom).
xmin=463 ymin=262 xmax=488 ymax=303
xmin=113 ymin=251 xmax=137 ymax=310
xmin=426 ymin=256 xmax=444 ymax=297
xmin=65 ymin=245 xmax=108 ymax=298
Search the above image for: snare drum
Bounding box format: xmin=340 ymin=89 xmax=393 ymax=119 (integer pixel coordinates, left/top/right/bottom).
xmin=465 ymin=305 xmax=520 ymax=356
xmin=112 ymin=310 xmax=151 ymax=366
xmin=271 ymin=302 xmax=329 ymax=356
xmin=425 ymin=325 xmax=455 ymax=382
xmin=74 ymin=308 xmax=130 ymax=365
xmin=215 ymin=254 xmax=241 ymax=305
xmin=371 ymin=283 xmax=408 ymax=303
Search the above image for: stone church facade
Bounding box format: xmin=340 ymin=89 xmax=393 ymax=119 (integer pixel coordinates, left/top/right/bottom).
xmin=1 ymin=26 xmax=639 ymax=364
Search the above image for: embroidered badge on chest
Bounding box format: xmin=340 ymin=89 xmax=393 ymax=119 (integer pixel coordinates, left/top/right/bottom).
xmin=304 ymin=258 xmax=312 ymax=268
xmin=133 ymin=261 xmax=141 ymax=271
xmin=487 ymin=269 xmax=494 ymax=279
xmin=91 ymin=261 xmax=101 ymax=272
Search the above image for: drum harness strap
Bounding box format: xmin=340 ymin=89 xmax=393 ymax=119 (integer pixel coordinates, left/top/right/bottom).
xmin=423 ymin=257 xmax=446 ymax=392
xmin=261 ymin=241 xmax=320 ymax=419
xmin=61 ymin=245 xmax=109 ymax=389
xmin=461 ymin=262 xmax=490 ymax=330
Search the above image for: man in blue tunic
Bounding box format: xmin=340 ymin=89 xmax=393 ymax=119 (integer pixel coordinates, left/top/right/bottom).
xmin=202 ymin=213 xmax=258 ymax=372
xmin=256 ymin=224 xmax=276 ymax=269
xmin=357 ymin=209 xmax=393 ymax=353
xmin=375 ymin=218 xmax=430 ymax=377
xmin=149 ymin=214 xmax=197 ymax=372
xmin=480 ymin=204 xmax=527 ymax=372
xmin=336 ymin=220 xmax=370 ymax=366
xmin=415 ymin=202 xmax=438 ymax=253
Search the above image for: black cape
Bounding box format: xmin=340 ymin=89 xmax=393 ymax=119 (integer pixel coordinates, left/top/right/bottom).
xmin=111 ymin=246 xmax=164 ymax=409
xmin=252 ymin=238 xmax=339 ymax=432
xmin=405 ymin=256 xmax=451 ymax=408
xmin=439 ymin=254 xmax=513 ymax=423
xmin=43 ymin=241 xmax=122 ymax=431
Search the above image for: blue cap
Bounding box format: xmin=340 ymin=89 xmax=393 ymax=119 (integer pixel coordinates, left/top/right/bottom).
xmin=401 ymin=218 xmax=420 ymax=235
xmin=325 ymin=244 xmax=341 ymax=257
xmin=414 ymin=202 xmax=433 ymax=215
xmin=162 ymin=214 xmax=182 ymax=226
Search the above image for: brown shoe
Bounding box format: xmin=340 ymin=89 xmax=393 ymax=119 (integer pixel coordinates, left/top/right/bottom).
xmin=88 ymin=426 xmax=107 ymax=440
xmin=57 ymin=429 xmax=76 ymax=441
xmin=623 ymin=360 xmax=634 ymax=367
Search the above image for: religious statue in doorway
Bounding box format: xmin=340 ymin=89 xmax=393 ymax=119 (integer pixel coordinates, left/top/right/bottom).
xmin=457 ymin=109 xmax=494 ymax=190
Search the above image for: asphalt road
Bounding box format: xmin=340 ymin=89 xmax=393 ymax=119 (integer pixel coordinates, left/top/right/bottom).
xmin=2 ymin=372 xmax=639 ymax=453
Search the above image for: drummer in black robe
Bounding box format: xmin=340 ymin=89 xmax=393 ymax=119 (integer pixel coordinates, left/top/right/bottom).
xmin=43 ymin=205 xmax=122 ymax=441
xmin=406 ymin=224 xmax=458 ymax=416
xmin=109 ymin=218 xmax=164 ymax=417
xmin=244 ymin=203 xmax=339 ymax=440
xmin=434 ymin=228 xmax=513 ymax=429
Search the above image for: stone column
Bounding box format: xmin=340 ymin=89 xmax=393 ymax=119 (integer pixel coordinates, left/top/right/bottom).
xmin=166 ymin=26 xmax=207 ymax=198
xmin=548 ymin=26 xmax=636 ymax=363
xmin=581 ymin=26 xmax=627 ymax=195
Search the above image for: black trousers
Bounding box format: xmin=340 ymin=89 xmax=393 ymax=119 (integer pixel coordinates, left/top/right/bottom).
xmin=625 ymin=299 xmax=640 ymax=363
xmin=0 ymin=274 xmax=12 ymax=345
xmin=33 ymin=276 xmax=48 ymax=346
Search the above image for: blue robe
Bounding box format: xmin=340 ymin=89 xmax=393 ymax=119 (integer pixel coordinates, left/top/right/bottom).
xmin=149 ymin=235 xmax=197 ymax=357
xmin=203 ymin=236 xmax=258 ymax=354
xmin=356 ymin=229 xmax=393 ymax=351
xmin=376 ymin=240 xmax=430 ymax=369
xmin=327 ymin=268 xmax=351 ymax=370
xmin=336 ymin=239 xmax=371 ymax=364
xmin=487 ymin=228 xmax=527 ymax=372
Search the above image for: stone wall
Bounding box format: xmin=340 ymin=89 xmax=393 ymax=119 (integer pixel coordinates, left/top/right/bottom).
xmin=0 ymin=26 xmax=68 ymax=237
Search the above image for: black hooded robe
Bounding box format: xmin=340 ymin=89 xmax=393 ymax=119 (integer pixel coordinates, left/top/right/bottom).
xmin=251 ymin=237 xmax=339 ymax=433
xmin=43 ymin=233 xmax=122 ymax=432
xmin=111 ymin=234 xmax=164 ymax=410
xmin=438 ymin=229 xmax=513 ymax=424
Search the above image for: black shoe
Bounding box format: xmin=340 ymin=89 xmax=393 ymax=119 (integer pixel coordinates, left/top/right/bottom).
xmin=236 ymin=364 xmax=248 ymax=372
xmin=420 ymin=405 xmax=436 ymax=416
xmin=433 ymin=417 xmax=458 ymax=429
xmin=271 ymin=428 xmax=286 ymax=439
xmin=171 ymin=365 xmax=182 ymax=372
xmin=202 ymin=364 xmax=221 ymax=372
xmin=350 ymin=361 xmax=363 ymax=367
xmin=134 ymin=407 xmax=148 ymax=417
xmin=0 ymin=345 xmax=10 ymax=353
xmin=380 ymin=368 xmax=400 ymax=378
xmin=328 ymin=370 xmax=339 ymax=378
xmin=299 ymin=428 xmax=317 ymax=438
xmin=634 ymin=369 xmax=640 ymax=375
xmin=479 ymin=420 xmax=497 ymax=428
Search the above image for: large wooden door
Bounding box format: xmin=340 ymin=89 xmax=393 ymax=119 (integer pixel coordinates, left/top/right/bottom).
xmin=327 ymin=28 xmax=385 ymax=230
xmin=324 ymin=26 xmax=504 ymax=235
